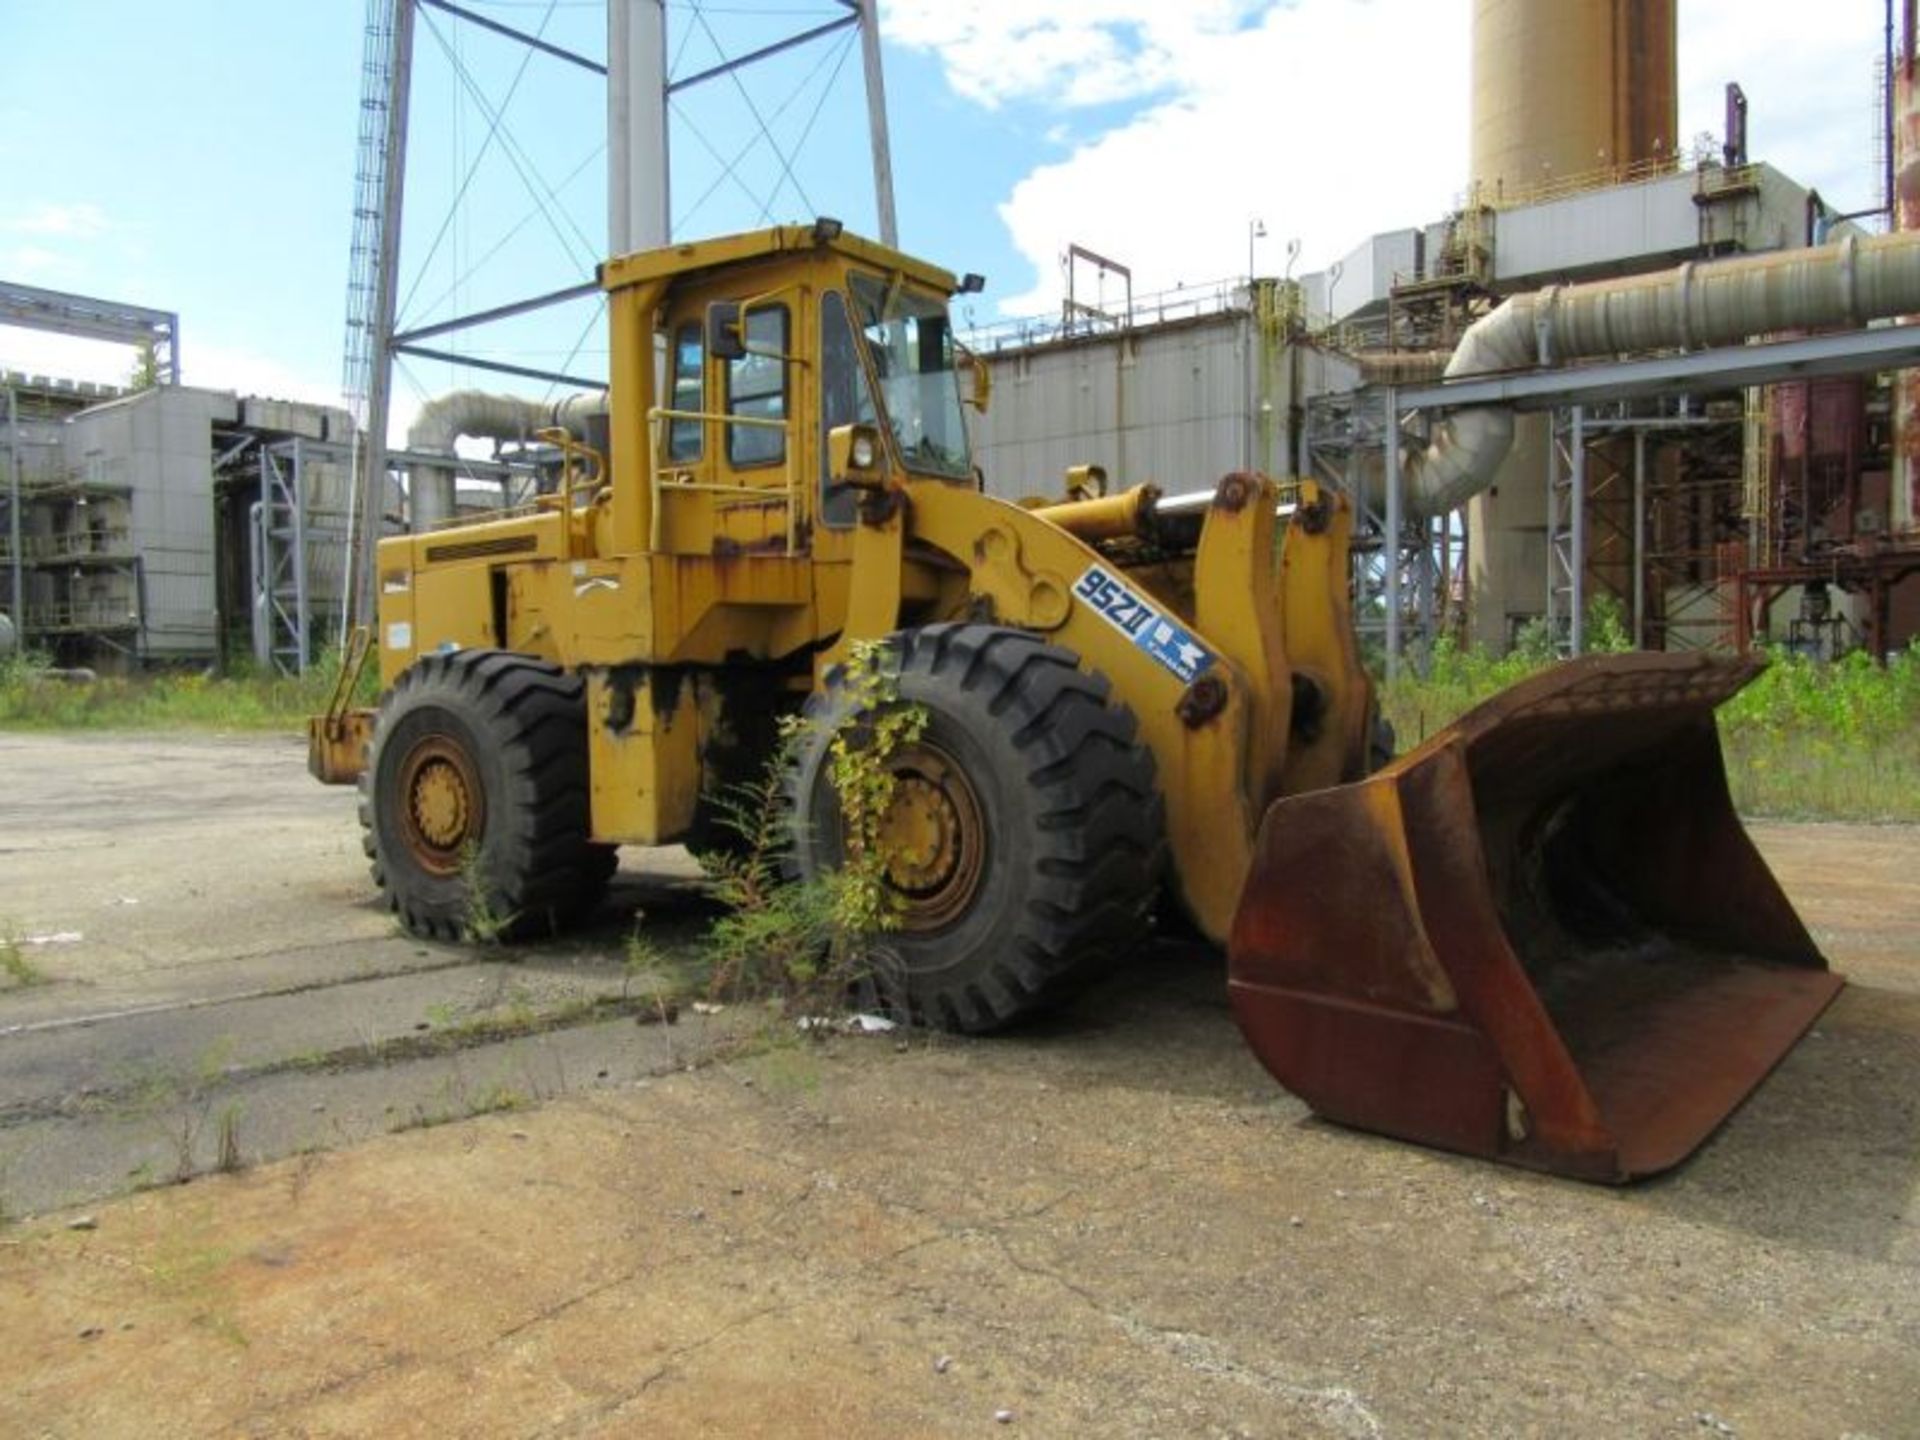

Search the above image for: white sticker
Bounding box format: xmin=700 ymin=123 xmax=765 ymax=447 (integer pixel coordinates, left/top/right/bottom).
xmin=1073 ymin=564 xmax=1216 ymax=685
xmin=385 ymin=621 xmax=413 ymax=651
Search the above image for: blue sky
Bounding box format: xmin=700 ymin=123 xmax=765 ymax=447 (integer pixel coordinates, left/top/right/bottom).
xmin=0 ymin=1 xmax=1893 ymax=436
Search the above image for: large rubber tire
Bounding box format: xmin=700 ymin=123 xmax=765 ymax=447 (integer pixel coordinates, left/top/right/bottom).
xmin=788 ymin=624 xmax=1167 ymax=1032
xmin=361 ymin=650 xmax=616 ymax=942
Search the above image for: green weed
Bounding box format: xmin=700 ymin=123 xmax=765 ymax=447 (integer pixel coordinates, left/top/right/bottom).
xmin=0 ymin=925 xmax=44 ymax=989
xmin=214 ymin=1102 xmax=245 ymax=1175
xmin=0 ymin=644 xmax=375 ymax=732
xmin=145 ymin=1206 xmax=248 ymax=1348
xmin=457 ymin=840 xmax=518 ymax=945
xmin=117 ymin=1039 xmax=240 ymax=1184
xmin=1380 ymin=634 xmax=1920 ymax=822
xmin=694 ymin=640 xmax=924 ymax=1015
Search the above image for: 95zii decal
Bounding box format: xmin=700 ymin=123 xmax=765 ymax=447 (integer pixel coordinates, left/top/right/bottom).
xmin=1073 ymin=564 xmax=1216 ymax=685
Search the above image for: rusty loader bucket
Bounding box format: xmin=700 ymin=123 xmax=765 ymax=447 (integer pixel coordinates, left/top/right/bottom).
xmin=1228 ymin=653 xmax=1842 ymax=1182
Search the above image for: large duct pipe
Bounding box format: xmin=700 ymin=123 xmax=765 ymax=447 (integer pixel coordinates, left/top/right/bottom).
xmin=1398 ymin=230 xmax=1920 ymax=520
xmin=406 ymin=390 xmax=607 ymax=530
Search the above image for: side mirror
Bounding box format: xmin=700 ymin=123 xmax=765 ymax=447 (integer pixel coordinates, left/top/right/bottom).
xmin=707 ymin=301 xmax=745 ymax=361
xmin=954 ymin=339 xmax=991 ymax=415
xmin=828 ymin=423 xmax=887 ymax=490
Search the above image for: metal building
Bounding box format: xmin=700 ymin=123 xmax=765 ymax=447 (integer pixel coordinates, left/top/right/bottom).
xmin=2 ymin=368 xmax=354 ymax=671
xmin=969 ymin=1 xmax=1920 ymax=664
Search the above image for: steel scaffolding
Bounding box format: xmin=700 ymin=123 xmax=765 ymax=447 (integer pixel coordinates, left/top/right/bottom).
xmin=252 ymin=438 xmax=354 ymax=673
xmin=343 ymin=0 xmax=902 ymax=624
xmin=1301 ymin=386 xmax=1449 ymax=675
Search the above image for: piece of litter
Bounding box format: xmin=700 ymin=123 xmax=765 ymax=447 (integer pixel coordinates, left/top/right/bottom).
xmin=78 ymin=1326 xmax=104 ymax=1341
xmin=934 ymin=1355 xmax=953 ymax=1374
xmin=994 ymin=1409 xmax=1015 ymax=1425
xmin=115 ymin=897 xmax=140 ymax=906
xmin=691 ymin=1001 xmax=725 ymax=1015
xmin=795 ymin=1013 xmax=898 ymax=1034
xmin=22 ymin=932 xmax=83 ymax=947
xmin=66 ymin=1216 xmax=98 ymax=1232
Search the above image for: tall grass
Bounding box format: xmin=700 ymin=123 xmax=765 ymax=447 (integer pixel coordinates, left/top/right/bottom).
xmin=0 ymin=649 xmax=371 ymax=732
xmin=5 ymin=634 xmax=1915 ymax=822
xmin=1380 ymin=632 xmax=1920 ymax=823
xmin=1716 ymin=647 xmax=1920 ymax=821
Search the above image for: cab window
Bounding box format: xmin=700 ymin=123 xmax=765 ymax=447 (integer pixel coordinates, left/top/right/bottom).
xmin=818 ymin=291 xmax=875 ymax=528
xmin=667 ymin=323 xmax=703 ymax=461
xmin=726 ymin=306 xmax=789 ymax=468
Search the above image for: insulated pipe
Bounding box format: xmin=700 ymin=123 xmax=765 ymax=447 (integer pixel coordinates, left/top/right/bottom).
xmin=1354 ymin=350 xmax=1452 ymax=385
xmin=1398 ymin=229 xmax=1920 ymax=520
xmin=405 ymin=390 xmax=608 ymax=530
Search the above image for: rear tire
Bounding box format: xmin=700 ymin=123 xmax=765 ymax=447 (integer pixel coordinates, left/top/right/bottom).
xmin=361 ymin=650 xmax=615 ymax=941
xmin=787 ymin=624 xmax=1166 ymax=1032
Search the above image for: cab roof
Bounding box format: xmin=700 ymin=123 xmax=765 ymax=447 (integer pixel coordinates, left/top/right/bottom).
xmin=598 ymin=222 xmax=959 ymax=296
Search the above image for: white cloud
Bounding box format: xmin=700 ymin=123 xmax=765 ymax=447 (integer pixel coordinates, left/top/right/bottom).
xmin=903 ymin=0 xmax=1470 ymax=315
xmin=0 ymin=246 xmax=71 ymax=282
xmin=0 ymin=324 xmax=342 ymax=413
xmin=0 ymin=330 xmax=136 ymax=387
xmin=1 ymin=202 xmax=110 ymax=241
xmin=185 ymin=339 xmax=343 ymax=410
xmin=885 ymin=1 xmax=1264 ymax=109
xmin=892 ymin=0 xmax=1887 ymax=319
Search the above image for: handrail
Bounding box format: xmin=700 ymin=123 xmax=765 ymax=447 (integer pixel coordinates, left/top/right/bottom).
xmin=27 ymin=529 xmax=134 ymax=561
xmin=645 ymin=406 xmax=800 ymax=555
xmin=533 ymin=426 xmax=606 ymax=561
xmin=1462 ymin=153 xmax=1685 ymax=213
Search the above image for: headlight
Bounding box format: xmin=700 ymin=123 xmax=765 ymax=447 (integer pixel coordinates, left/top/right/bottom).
xmin=850 ymin=431 xmax=877 ymax=469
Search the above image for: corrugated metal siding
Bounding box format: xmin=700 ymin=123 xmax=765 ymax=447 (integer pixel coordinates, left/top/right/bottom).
xmin=1495 ymin=172 xmax=1703 ymax=280
xmin=65 ymin=387 xmax=231 ymax=658
xmin=1493 ymin=166 xmax=1816 ymax=284
xmin=1332 ymin=229 xmax=1421 ymax=317
xmin=972 ymin=315 xmax=1256 ymax=503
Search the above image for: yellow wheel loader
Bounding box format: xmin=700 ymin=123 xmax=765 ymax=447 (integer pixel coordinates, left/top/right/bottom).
xmin=312 ymin=220 xmax=1867 ymax=1181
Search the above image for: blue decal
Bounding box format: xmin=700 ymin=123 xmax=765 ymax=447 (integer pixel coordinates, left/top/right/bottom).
xmin=1073 ymin=565 xmax=1216 ymax=685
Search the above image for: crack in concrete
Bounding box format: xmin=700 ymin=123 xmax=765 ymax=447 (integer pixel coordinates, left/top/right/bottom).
xmin=0 ymin=949 xmax=481 ymax=1038
xmin=983 ymin=1228 xmax=1384 ymax=1438
xmin=0 ymin=995 xmax=669 ymax=1129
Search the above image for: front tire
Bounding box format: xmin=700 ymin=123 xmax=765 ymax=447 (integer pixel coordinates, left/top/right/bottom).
xmin=788 ymin=624 xmax=1166 ymax=1032
xmin=361 ymin=650 xmax=615 ymax=941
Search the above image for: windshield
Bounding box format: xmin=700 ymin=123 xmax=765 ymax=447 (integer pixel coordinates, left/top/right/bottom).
xmin=848 ymin=273 xmax=973 ymax=480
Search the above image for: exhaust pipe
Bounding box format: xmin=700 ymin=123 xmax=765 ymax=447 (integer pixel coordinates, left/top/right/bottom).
xmin=1397 ymin=229 xmax=1920 ymax=518
xmin=405 ymin=390 xmax=607 ymax=531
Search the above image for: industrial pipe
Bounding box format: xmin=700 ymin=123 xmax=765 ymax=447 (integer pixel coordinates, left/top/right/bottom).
xmin=1398 ymin=229 xmax=1920 ymax=519
xmin=406 ymin=390 xmax=607 ymax=530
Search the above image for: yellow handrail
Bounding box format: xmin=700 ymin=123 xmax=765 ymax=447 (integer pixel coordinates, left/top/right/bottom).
xmin=645 ymin=406 xmax=800 ymax=555
xmin=533 ymin=426 xmax=606 ymax=561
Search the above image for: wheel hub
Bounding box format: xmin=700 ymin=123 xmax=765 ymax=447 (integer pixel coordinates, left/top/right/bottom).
xmin=397 ymin=736 xmax=483 ymax=875
xmin=873 ymin=745 xmax=985 ymax=931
